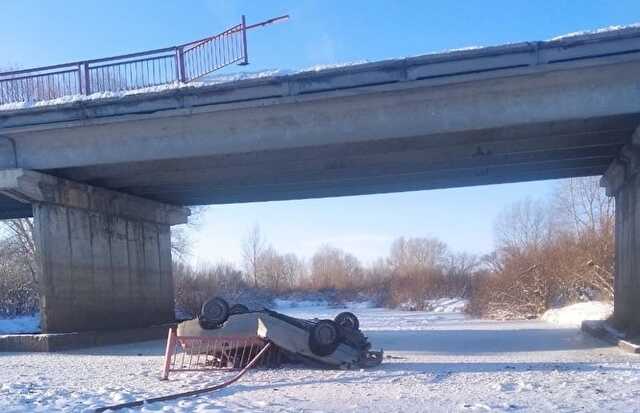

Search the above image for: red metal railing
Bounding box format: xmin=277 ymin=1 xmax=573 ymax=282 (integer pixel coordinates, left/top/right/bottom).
xmin=161 ymin=328 xmax=282 ymax=380
xmin=0 ymin=15 xmax=288 ymax=106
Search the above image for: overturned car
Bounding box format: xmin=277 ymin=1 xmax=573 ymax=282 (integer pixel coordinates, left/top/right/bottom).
xmin=176 ymin=297 xmax=383 ymax=369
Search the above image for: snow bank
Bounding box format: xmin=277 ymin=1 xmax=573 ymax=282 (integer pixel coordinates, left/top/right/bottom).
xmin=541 ymin=301 xmax=613 ymax=328
xmin=0 ymin=313 xmax=40 ymax=334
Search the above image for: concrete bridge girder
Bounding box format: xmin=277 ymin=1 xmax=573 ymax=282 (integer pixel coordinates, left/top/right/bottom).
xmin=0 ymin=169 xmax=189 ymax=333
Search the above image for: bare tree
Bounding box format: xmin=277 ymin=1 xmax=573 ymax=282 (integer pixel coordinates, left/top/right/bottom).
xmin=494 ymin=197 xmax=549 ymax=255
xmin=281 ymin=253 xmax=305 ymax=291
xmin=260 ymin=246 xmax=286 ymax=291
xmin=470 ymin=178 xmax=615 ymax=319
xmin=553 ymin=177 xmax=614 ymax=300
xmin=0 ymin=219 xmax=37 ymax=283
xmin=388 ymin=236 xmax=448 ymax=275
xmin=0 ymin=218 xmax=39 ymax=316
xmin=242 ymin=224 xmax=266 ymax=288
xmin=171 ymin=206 xmax=205 ymax=262
xmin=554 ymin=177 xmax=614 ymax=236
xmin=310 ymin=245 xmax=363 ymax=290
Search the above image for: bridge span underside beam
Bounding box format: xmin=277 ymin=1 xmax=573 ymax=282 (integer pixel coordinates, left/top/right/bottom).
xmin=602 ymin=140 xmax=640 ymax=335
xmin=0 ymin=169 xmax=189 ymax=333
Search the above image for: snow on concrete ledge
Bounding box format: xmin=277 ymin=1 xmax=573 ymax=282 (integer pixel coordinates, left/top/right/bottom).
xmin=2 ymin=22 xmax=640 ymax=114
xmin=549 ymin=22 xmax=640 ymax=41
xmin=541 ymin=301 xmax=613 ymax=328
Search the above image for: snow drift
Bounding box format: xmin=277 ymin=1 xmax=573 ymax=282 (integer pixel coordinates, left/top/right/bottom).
xmin=541 ymin=301 xmax=613 ymax=328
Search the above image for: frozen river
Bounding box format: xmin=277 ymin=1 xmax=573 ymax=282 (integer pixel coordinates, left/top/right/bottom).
xmin=0 ymin=304 xmax=638 ymax=412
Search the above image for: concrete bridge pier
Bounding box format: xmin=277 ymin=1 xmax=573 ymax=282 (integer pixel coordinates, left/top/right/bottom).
xmin=602 ymin=139 xmax=640 ymax=335
xmin=0 ymin=169 xmax=189 ymax=333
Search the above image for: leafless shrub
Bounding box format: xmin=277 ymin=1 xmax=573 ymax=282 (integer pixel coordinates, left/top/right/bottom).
xmin=468 ymin=177 xmax=614 ymax=319
xmin=174 ymin=261 xmax=249 ymax=317
xmin=0 ymin=219 xmax=39 ymax=316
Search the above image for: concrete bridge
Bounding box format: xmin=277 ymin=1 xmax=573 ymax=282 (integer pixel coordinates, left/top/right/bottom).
xmin=1 ymin=26 xmax=640 ymax=334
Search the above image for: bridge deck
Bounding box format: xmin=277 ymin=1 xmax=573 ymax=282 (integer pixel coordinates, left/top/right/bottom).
xmin=1 ymin=26 xmax=640 ymax=213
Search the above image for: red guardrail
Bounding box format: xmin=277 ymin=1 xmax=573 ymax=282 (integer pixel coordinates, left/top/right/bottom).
xmin=0 ymin=15 xmax=288 ymax=106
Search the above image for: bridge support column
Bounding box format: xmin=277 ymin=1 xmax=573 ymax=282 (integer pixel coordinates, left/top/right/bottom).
xmin=602 ymin=143 xmax=640 ymax=335
xmin=0 ymin=169 xmax=189 ymax=333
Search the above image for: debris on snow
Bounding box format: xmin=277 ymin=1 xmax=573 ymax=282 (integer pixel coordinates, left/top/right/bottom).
xmin=541 ymin=301 xmax=613 ymax=328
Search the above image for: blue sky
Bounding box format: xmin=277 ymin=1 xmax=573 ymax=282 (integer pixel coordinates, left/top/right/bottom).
xmin=3 ymin=1 xmax=638 ymax=265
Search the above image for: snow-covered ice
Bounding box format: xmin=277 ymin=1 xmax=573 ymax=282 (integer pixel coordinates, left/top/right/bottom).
xmin=0 ymin=313 xmax=40 ymax=334
xmin=1 ymin=304 xmax=638 ymax=412
xmin=541 ymin=301 xmax=613 ymax=328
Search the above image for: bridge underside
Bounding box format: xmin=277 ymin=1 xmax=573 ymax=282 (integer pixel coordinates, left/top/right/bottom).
xmin=45 ymin=114 xmax=636 ymax=206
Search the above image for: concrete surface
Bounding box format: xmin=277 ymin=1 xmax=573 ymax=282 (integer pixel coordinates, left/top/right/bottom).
xmin=0 ymin=323 xmax=174 ymax=352
xmin=602 ymin=141 xmax=640 ymax=335
xmin=0 ymin=170 xmax=189 ymax=333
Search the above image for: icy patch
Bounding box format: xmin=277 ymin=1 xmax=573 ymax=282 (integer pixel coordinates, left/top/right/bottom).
xmin=428 ymin=297 xmax=468 ymax=313
xmin=0 ymin=313 xmax=40 ymax=334
xmin=272 ymin=298 xmax=330 ymax=309
xmin=541 ymin=301 xmax=613 ymax=327
xmin=550 ymin=22 xmax=640 ymax=41
xmin=398 ymin=297 xmax=468 ymax=313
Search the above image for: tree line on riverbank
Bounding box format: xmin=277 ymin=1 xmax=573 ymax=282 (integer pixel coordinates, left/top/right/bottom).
xmin=175 ymin=177 xmax=614 ymax=319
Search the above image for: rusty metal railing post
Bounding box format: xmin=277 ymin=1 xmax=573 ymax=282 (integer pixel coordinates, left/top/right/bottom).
xmin=83 ymin=62 xmax=91 ymax=95
xmin=241 ymin=15 xmax=249 ymax=65
xmin=0 ymin=15 xmax=288 ymax=105
xmin=76 ymin=64 xmax=83 ymax=96
xmin=176 ymin=46 xmax=186 ymax=83
xmin=161 ymin=328 xmax=177 ymax=380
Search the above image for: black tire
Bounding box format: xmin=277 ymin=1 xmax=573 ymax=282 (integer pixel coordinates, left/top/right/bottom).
xmin=309 ymin=319 xmax=340 ymax=356
xmin=229 ymin=303 xmax=249 ymax=315
xmin=200 ymin=297 xmax=229 ymax=326
xmin=335 ymin=312 xmax=359 ymax=331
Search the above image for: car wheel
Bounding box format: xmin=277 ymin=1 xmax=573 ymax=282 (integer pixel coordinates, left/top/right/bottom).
xmin=309 ymin=320 xmax=340 ymax=356
xmin=335 ymin=312 xmax=359 ymax=331
xmin=200 ymin=297 xmax=229 ymax=326
xmin=229 ymin=303 xmax=249 ymax=315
